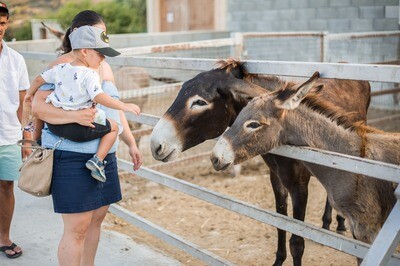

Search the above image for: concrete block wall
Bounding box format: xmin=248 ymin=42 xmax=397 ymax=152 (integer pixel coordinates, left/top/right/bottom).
xmin=227 ymin=0 xmax=399 ymax=32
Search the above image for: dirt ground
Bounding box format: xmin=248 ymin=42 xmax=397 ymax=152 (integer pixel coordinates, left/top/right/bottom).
xmin=104 ymin=155 xmax=358 ymax=266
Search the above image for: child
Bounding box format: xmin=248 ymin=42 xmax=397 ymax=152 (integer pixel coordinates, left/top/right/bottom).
xmin=24 ymin=25 xmax=140 ymax=182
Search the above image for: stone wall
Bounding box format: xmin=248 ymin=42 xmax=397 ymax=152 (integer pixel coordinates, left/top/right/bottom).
xmin=227 ymin=0 xmax=399 ymax=32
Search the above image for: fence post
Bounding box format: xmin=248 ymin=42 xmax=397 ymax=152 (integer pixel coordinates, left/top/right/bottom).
xmin=361 ymin=185 xmax=400 ymax=266
xmin=231 ymin=32 xmax=244 ymax=59
xmin=321 ymin=31 xmax=329 ymax=62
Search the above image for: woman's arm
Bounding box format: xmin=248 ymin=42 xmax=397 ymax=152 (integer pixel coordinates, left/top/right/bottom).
xmin=32 ymin=90 xmax=96 ymax=127
xmin=119 ymin=110 xmax=142 ymax=171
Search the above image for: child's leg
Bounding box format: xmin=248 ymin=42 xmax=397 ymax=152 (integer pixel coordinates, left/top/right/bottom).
xmin=94 ymin=119 xmax=118 ymax=161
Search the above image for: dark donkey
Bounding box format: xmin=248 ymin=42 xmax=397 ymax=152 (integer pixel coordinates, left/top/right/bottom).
xmin=210 ymin=72 xmax=396 ymax=264
xmin=150 ymin=59 xmax=371 ymax=265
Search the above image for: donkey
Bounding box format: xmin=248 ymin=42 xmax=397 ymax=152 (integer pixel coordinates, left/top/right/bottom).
xmin=210 ymin=72 xmax=397 ymax=263
xmin=150 ymin=59 xmax=371 ymax=266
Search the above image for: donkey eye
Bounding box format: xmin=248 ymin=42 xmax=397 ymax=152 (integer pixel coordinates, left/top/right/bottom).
xmin=190 ymin=99 xmax=208 ymax=110
xmin=247 ymin=122 xmax=261 ymax=129
xmin=193 ymin=99 xmax=207 ymax=106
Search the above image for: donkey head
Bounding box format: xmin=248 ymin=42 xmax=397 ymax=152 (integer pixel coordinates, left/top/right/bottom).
xmin=210 ymin=72 xmax=321 ymax=170
xmin=150 ymin=61 xmax=266 ymax=162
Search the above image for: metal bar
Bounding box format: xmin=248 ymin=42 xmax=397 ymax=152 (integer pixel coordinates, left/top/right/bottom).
xmin=328 ymin=31 xmax=400 ymax=40
xmin=19 ymin=53 xmax=400 ymax=83
xmin=109 ymin=204 xmax=234 ymax=266
xmin=119 ymin=82 xmax=182 ymax=100
xmin=270 ymin=146 xmax=400 ymax=183
xmin=124 ymin=113 xmax=159 ymax=126
xmin=108 ymin=56 xmax=217 ymax=70
xmin=371 ymin=87 xmax=400 ymax=96
xmin=118 ymin=38 xmax=235 ymax=55
xmin=242 ymin=31 xmax=324 ymax=38
xmin=131 ymin=128 xmax=153 ymax=138
xmin=242 ymin=60 xmax=400 ymax=83
xmin=148 ymin=152 xmax=211 ymax=171
xmin=106 ymin=57 xmax=400 ymax=83
xmin=361 ymin=200 xmax=400 ymax=266
xmin=368 ymin=114 xmax=400 ymax=125
xmin=20 ymin=51 xmax=57 ymax=61
xmin=117 ymin=161 xmax=400 ymax=263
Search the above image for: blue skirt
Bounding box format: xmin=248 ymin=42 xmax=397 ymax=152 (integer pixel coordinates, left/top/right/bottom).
xmin=51 ymin=150 xmax=122 ymax=213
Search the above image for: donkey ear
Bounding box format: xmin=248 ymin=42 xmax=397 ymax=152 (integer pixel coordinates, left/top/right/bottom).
xmin=278 ymin=71 xmax=320 ymax=110
xmin=230 ymin=80 xmax=267 ymax=102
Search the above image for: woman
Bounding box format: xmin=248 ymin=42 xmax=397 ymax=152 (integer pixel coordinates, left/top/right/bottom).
xmin=31 ymin=10 xmax=142 ymax=266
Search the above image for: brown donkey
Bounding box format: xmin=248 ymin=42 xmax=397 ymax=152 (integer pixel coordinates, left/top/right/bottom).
xmin=211 ymin=72 xmax=397 ymax=263
xmin=150 ymin=60 xmax=370 ymax=265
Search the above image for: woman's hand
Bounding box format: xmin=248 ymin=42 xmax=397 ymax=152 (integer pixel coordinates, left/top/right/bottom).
xmin=128 ymin=142 xmax=142 ymax=171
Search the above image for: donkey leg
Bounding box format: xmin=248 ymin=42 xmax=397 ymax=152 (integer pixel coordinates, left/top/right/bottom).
xmin=288 ymin=171 xmax=310 ymax=266
xmin=322 ymin=197 xmax=347 ymax=233
xmin=270 ymin=171 xmax=289 ymax=266
xmin=322 ymin=197 xmax=333 ymax=230
xmin=336 ymin=215 xmax=346 ymax=233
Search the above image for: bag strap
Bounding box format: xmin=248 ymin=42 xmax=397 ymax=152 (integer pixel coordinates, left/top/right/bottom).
xmin=17 ymin=138 xmax=63 ymax=150
xmin=16 ymin=139 xmax=46 ymax=150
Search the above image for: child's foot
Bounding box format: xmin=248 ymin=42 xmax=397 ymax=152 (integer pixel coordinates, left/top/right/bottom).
xmin=86 ymin=155 xmax=107 ymax=182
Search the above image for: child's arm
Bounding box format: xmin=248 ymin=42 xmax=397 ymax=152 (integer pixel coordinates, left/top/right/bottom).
xmin=94 ymin=93 xmax=141 ymax=114
xmin=24 ymin=75 xmax=46 ymax=103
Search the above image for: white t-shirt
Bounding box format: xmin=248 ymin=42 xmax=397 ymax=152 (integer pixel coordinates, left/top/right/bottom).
xmin=0 ymin=40 xmax=30 ymax=146
xmin=42 ymin=63 xmax=104 ymax=111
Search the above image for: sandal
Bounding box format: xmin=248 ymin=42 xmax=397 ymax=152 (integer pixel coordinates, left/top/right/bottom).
xmin=0 ymin=243 xmax=22 ymax=259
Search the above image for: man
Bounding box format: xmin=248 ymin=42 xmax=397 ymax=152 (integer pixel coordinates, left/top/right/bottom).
xmin=0 ymin=1 xmax=30 ymax=259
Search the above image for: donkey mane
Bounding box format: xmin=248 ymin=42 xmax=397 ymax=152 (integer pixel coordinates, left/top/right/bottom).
xmin=216 ymin=58 xmax=284 ymax=90
xmin=276 ymin=86 xmax=384 ymax=135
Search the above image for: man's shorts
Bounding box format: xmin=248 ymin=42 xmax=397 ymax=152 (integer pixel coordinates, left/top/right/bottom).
xmin=0 ymin=144 xmax=22 ymax=181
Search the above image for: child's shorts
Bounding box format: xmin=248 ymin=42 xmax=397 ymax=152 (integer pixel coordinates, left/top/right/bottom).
xmin=47 ymin=120 xmax=111 ymax=142
xmin=0 ymin=144 xmax=22 ymax=181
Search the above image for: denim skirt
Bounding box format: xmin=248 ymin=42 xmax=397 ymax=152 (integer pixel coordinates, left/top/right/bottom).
xmin=51 ymin=150 xmax=122 ymax=213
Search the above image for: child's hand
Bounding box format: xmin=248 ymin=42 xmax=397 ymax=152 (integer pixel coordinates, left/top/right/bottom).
xmin=123 ymin=103 xmax=141 ymax=115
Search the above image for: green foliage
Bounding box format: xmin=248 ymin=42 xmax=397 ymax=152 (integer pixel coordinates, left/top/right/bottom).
xmin=5 ymin=21 xmax=32 ymax=41
xmin=53 ymin=0 xmax=147 ymax=34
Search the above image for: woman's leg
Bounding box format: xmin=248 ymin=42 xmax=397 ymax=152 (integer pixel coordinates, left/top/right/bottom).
xmin=80 ymin=205 xmax=110 ymax=266
xmin=58 ymin=211 xmax=93 ymax=266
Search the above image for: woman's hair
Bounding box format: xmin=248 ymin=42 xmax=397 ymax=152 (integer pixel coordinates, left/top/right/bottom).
xmin=60 ymin=10 xmax=105 ymax=54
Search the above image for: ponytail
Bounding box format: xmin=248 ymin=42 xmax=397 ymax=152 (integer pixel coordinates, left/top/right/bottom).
xmin=60 ymin=27 xmax=72 ymax=54
xmin=59 ymin=10 xmax=105 ymax=54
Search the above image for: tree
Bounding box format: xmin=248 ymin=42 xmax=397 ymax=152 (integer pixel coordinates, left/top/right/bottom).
xmin=54 ymin=0 xmax=146 ymax=34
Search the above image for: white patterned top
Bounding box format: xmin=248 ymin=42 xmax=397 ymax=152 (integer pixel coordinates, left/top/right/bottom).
xmin=42 ymin=63 xmax=103 ymax=111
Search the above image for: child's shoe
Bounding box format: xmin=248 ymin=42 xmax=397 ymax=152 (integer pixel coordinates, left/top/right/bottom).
xmin=86 ymin=155 xmax=106 ymax=182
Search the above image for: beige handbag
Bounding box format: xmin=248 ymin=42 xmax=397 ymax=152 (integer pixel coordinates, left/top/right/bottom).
xmin=17 ymin=140 xmax=54 ymax=197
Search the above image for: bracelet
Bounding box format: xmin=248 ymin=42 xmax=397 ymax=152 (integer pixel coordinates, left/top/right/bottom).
xmin=22 ymin=121 xmax=35 ymax=133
